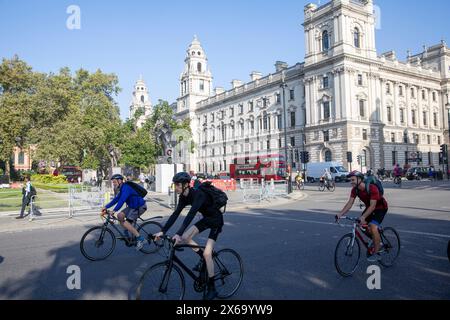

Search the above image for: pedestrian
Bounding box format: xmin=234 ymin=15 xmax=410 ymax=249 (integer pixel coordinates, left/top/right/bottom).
xmin=77 ymin=176 xmax=81 ymax=184
xmin=17 ymin=176 xmax=35 ymax=219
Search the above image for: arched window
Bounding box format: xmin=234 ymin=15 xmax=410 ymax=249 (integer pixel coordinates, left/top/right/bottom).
xmin=325 ymin=150 xmax=332 ymax=162
xmin=18 ymin=152 xmax=25 ymax=165
xmin=354 ymin=28 xmax=361 ymax=48
xmin=140 ymin=95 xmax=145 ymax=103
xmin=197 ymin=63 xmax=202 ymax=72
xmin=322 ymin=30 xmax=329 ymax=51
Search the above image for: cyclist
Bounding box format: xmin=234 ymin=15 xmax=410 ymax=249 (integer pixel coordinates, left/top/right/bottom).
xmin=295 ymin=171 xmax=303 ymax=189
xmin=102 ymin=174 xmax=148 ymax=250
xmin=154 ymin=172 xmax=224 ymax=300
xmin=321 ymin=169 xmax=332 ymax=188
xmin=336 ymin=171 xmax=389 ymax=262
xmin=393 ymin=164 xmax=402 ymax=182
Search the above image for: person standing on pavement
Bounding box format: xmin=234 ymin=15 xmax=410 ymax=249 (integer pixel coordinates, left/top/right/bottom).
xmin=17 ymin=176 xmax=34 ymax=219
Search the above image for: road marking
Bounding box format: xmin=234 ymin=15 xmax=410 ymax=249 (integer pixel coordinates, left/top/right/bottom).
xmin=232 ymin=213 xmax=450 ymax=239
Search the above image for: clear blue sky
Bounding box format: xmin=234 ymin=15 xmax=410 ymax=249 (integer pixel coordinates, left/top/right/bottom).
xmin=1 ymin=0 xmax=450 ymax=120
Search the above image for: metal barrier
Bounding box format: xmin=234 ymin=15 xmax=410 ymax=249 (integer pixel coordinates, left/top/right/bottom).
xmin=241 ymin=179 xmax=288 ymax=203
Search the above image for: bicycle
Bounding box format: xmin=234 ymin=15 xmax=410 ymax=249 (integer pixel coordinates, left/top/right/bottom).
xmin=334 ymin=216 xmax=400 ymax=277
xmin=318 ymin=179 xmax=335 ymax=192
xmin=136 ymin=235 xmax=244 ymax=300
xmin=80 ymin=210 xmax=163 ymax=261
xmin=393 ymin=176 xmax=402 ymax=187
xmin=295 ymin=179 xmax=305 ymax=190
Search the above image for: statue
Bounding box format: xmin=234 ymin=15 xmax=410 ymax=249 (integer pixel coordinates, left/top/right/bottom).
xmin=155 ymin=120 xmax=174 ymax=163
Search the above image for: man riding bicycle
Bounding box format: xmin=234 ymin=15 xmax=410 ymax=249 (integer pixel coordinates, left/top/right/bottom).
xmin=321 ymin=169 xmax=332 ymax=187
xmin=154 ymin=172 xmax=225 ymax=300
xmin=336 ymin=171 xmax=389 ymax=262
xmin=295 ymin=172 xmax=303 ymax=188
xmin=102 ymin=174 xmax=148 ymax=250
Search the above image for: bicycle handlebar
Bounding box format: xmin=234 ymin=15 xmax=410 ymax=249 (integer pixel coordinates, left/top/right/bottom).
xmin=335 ymin=215 xmax=361 ymax=224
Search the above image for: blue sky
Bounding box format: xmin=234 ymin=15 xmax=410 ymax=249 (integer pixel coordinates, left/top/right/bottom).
xmin=1 ymin=0 xmax=450 ymax=120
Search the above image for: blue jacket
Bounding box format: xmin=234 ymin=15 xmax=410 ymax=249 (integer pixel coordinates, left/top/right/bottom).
xmin=105 ymin=183 xmax=145 ymax=212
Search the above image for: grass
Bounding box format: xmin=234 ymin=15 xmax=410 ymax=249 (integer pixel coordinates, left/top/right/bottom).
xmin=31 ymin=182 xmax=82 ymax=193
xmin=0 ymin=186 xmax=69 ymax=212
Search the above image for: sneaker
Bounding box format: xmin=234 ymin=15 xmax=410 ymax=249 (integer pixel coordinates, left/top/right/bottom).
xmin=15 ymin=216 xmax=24 ymax=220
xmin=136 ymin=236 xmax=147 ymax=251
xmin=367 ymin=253 xmax=382 ymax=262
xmin=193 ymin=259 xmax=204 ymax=272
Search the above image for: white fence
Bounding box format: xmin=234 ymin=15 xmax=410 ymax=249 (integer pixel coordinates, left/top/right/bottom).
xmin=242 ymin=179 xmax=288 ymax=203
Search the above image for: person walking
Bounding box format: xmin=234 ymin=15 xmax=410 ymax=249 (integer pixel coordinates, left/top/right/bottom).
xmin=17 ymin=176 xmax=35 ymax=219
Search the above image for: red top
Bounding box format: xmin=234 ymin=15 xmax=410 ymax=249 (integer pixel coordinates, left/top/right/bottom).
xmin=351 ymin=184 xmax=388 ymax=210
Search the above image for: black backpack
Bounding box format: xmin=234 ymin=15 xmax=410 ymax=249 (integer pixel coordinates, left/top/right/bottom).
xmin=198 ymin=181 xmax=228 ymax=212
xmin=125 ymin=181 xmax=148 ymax=198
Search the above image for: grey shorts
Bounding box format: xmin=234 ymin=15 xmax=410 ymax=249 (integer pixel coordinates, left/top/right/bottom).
xmin=123 ymin=205 xmax=147 ymax=222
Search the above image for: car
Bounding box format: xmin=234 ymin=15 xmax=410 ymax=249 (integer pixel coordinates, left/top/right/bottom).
xmin=405 ymin=167 xmax=432 ymax=180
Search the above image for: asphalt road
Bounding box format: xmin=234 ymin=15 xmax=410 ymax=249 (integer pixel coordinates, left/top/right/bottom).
xmin=0 ymin=180 xmax=449 ymax=300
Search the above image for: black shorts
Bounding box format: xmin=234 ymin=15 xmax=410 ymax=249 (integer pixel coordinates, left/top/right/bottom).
xmin=362 ymin=209 xmax=387 ymax=226
xmin=194 ymin=215 xmax=224 ymax=241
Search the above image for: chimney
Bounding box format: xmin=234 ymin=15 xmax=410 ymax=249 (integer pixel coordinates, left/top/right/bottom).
xmin=231 ymin=80 xmax=243 ymax=89
xmin=275 ymin=61 xmax=288 ymax=72
xmin=214 ymin=87 xmax=225 ymax=95
xmin=250 ymin=71 xmax=263 ymax=82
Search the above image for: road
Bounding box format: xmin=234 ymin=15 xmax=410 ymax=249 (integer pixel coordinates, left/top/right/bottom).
xmin=0 ymin=180 xmax=449 ymax=300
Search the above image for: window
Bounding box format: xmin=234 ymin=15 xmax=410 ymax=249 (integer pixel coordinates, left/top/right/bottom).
xmin=362 ymin=129 xmax=368 ymax=140
xmin=323 ymin=102 xmax=330 ymax=120
xmin=277 ymin=114 xmax=282 ymax=129
xmin=289 ymin=89 xmax=295 ymax=101
xmin=276 ymin=93 xmax=281 ymax=104
xmin=290 ymin=137 xmax=296 ymax=147
xmin=427 ymin=135 xmax=431 ymax=144
xmin=197 ymin=63 xmax=202 ymax=72
xmin=324 ymin=130 xmax=330 ymax=142
xmin=322 ymin=30 xmax=329 ymax=51
xmin=323 ymin=76 xmax=329 ymax=88
xmin=391 ymin=132 xmax=395 ymax=143
xmin=18 ymin=152 xmax=24 ymax=165
xmin=422 ymin=90 xmax=426 ymax=100
xmin=392 ymin=151 xmax=397 ymax=166
xmin=248 ymin=101 xmax=254 ymax=112
xmin=358 ymin=74 xmax=363 ymax=86
xmin=354 ymin=28 xmax=361 ymax=48
xmin=412 ymin=110 xmax=416 ymax=125
xmin=325 ymin=150 xmax=332 ymax=162
xmin=403 ymin=132 xmax=408 ymax=143
xmin=400 ymin=109 xmax=405 ymax=123
xmin=386 ymin=83 xmax=391 ymax=94
xmin=239 ymin=104 xmax=243 ymax=114
xmin=433 ymin=113 xmax=438 ymax=127
xmin=140 ymin=95 xmax=145 ymax=103
xmin=438 ymin=136 xmax=441 ymax=145
xmin=432 ymin=92 xmax=437 ymax=102
xmin=200 ymin=80 xmax=205 ymax=91
xmin=423 ymin=111 xmax=427 ymax=126
xmin=263 ymin=97 xmax=268 ymax=108
xmin=411 ymin=87 xmax=415 ymax=98
xmin=399 ymin=86 xmax=403 ymax=96
xmin=290 ymin=111 xmax=296 ymax=128
xmin=230 ymin=107 xmax=234 ymax=117
xmin=263 ymin=114 xmax=268 ymax=130
xmin=387 ymin=106 xmax=392 ymax=122
xmin=211 ymin=113 xmax=214 ymax=122
xmin=359 ymin=100 xmax=365 ymax=117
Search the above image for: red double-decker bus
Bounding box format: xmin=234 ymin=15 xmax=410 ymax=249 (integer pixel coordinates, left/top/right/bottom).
xmin=229 ymin=154 xmax=286 ymax=181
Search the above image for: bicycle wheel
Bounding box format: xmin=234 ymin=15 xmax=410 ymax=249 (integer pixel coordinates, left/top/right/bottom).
xmin=80 ymin=226 xmax=116 ymax=261
xmin=137 ymin=221 xmax=163 ymax=254
xmin=379 ymin=227 xmax=400 ymax=267
xmin=213 ymin=249 xmax=244 ymax=299
xmin=318 ymin=183 xmax=325 ymax=192
xmin=334 ymin=233 xmax=361 ymax=277
xmin=328 ymin=182 xmax=336 ymax=192
xmin=136 ymin=262 xmax=185 ymax=300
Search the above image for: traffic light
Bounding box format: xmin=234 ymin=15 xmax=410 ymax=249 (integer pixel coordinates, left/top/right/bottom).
xmin=304 ymin=151 xmax=310 ymax=164
xmin=441 ymin=144 xmax=448 ymax=156
xmin=347 ymin=152 xmax=353 ymax=163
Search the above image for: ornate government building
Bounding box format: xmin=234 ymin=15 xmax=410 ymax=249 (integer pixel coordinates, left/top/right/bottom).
xmin=174 ymin=0 xmax=450 ymax=175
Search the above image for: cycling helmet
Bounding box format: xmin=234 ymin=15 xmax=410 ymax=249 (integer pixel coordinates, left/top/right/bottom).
xmin=366 ymin=169 xmax=373 ymax=176
xmin=347 ymin=170 xmax=364 ymax=179
xmin=172 ymin=172 xmax=191 ymax=184
xmin=111 ymin=174 xmax=124 ymax=180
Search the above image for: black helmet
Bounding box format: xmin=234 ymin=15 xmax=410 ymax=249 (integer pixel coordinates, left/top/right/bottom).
xmin=347 ymin=170 xmax=364 ymax=179
xmin=366 ymin=169 xmax=373 ymax=176
xmin=111 ymin=174 xmax=124 ymax=181
xmin=172 ymin=172 xmax=191 ymax=184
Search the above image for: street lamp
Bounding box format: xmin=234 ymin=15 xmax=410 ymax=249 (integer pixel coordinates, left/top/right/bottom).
xmin=281 ymin=72 xmax=292 ymax=194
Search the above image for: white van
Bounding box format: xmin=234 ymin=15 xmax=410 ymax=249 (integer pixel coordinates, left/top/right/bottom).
xmin=306 ymin=162 xmax=350 ymax=182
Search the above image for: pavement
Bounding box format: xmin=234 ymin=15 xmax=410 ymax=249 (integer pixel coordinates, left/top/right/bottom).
xmin=0 ymin=188 xmax=307 ymax=234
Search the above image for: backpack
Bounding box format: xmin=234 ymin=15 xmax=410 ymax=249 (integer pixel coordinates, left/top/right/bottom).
xmin=198 ymin=181 xmax=228 ymax=211
xmin=125 ymin=181 xmax=148 ymax=198
xmin=30 ymin=185 xmax=37 ymax=197
xmin=358 ymin=176 xmax=384 ymax=197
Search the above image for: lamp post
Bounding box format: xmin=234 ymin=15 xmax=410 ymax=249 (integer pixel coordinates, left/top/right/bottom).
xmin=281 ymin=72 xmax=292 ymax=194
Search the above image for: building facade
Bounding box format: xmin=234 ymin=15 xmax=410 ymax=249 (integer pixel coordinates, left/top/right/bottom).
xmin=175 ymin=0 xmax=450 ymax=175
